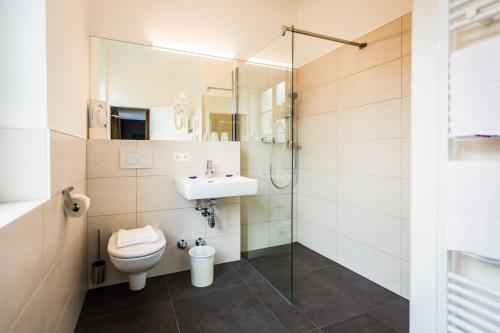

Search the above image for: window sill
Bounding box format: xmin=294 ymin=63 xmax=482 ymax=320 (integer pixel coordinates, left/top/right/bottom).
xmin=0 ymin=200 xmax=45 ymax=228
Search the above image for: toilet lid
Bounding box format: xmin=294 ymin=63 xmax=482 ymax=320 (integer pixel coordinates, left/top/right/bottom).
xmin=108 ymin=228 xmax=166 ymax=259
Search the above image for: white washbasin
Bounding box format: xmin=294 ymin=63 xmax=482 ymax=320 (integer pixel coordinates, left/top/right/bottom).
xmin=174 ymin=175 xmax=258 ymax=200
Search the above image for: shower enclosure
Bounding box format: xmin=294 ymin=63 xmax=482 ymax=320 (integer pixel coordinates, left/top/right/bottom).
xmin=237 ymin=30 xmax=296 ymax=301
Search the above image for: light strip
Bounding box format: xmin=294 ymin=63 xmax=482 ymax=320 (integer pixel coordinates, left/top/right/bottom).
xmin=151 ymin=40 xmax=235 ymax=61
xmin=247 ymin=57 xmax=292 ymax=69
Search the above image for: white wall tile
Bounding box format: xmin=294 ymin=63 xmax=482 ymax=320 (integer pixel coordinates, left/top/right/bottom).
xmin=137 ymin=209 xmax=204 ymax=243
xmin=87 ymin=139 xmax=136 ymax=178
xmin=298 ymin=111 xmax=337 ymax=143
xmin=241 ymin=170 xmax=270 ymax=196
xmin=402 ymin=260 xmax=410 ymax=299
xmin=270 ymin=194 xmax=292 ymax=221
xmin=402 ymin=97 xmax=411 ymax=138
xmin=337 ymin=100 xmax=402 ymax=141
xmin=206 ymin=142 xmax=240 ymax=174
xmin=338 ymin=173 xmax=402 ymax=217
xmin=338 ymin=139 xmax=402 ymax=178
xmin=297 ymin=219 xmax=336 ymax=261
xmin=270 ymin=219 xmax=296 ymax=246
xmin=137 ymin=175 xmax=193 ymax=212
xmin=136 ymin=141 xmax=206 ymax=176
xmin=402 ymin=55 xmax=411 ymax=97
xmin=402 ymin=179 xmax=410 ymax=220
xmin=337 ymin=204 xmax=401 ymax=257
xmin=402 ymin=138 xmax=411 ymax=179
xmin=207 ymin=234 xmax=240 ymax=264
xmin=299 ymin=142 xmax=336 ymax=171
xmin=241 ymin=223 xmax=270 ymax=251
xmin=87 ymin=253 xmax=127 ymax=289
xmin=402 ymin=218 xmax=410 ymax=261
xmin=337 ymin=235 xmax=401 ymax=294
xmin=87 ymin=213 xmax=136 ymax=255
xmin=241 ymin=196 xmax=269 ymax=224
xmin=149 ymin=243 xmax=190 ymax=277
xmin=87 ymin=177 xmax=136 ymax=216
xmin=206 ymin=204 xmax=240 ymax=238
xmin=297 ymin=169 xmax=336 ymax=202
xmin=297 ymin=194 xmax=336 ymax=232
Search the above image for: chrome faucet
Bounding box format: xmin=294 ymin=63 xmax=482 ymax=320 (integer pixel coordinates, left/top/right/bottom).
xmin=206 ymin=160 xmax=214 ymax=178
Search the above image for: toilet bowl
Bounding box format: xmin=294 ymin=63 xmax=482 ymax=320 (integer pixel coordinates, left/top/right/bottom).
xmin=107 ymin=228 xmax=166 ymax=291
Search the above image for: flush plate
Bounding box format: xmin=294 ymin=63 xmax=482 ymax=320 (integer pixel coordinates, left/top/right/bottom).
xmin=120 ymin=148 xmax=153 ymax=169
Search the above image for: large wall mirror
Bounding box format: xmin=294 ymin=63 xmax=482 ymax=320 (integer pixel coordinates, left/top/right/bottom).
xmin=89 ymin=37 xmax=236 ymax=141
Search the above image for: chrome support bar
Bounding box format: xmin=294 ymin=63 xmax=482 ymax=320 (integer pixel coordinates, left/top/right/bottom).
xmin=281 ymin=25 xmax=367 ymax=49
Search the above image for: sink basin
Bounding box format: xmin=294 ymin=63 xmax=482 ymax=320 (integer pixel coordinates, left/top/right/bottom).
xmin=174 ymin=175 xmax=258 ymax=200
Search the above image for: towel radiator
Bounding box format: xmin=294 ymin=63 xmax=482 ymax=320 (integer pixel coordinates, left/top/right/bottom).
xmin=445 ymin=0 xmax=500 ymax=332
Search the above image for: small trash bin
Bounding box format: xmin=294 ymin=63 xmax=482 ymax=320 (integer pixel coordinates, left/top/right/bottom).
xmin=189 ymin=245 xmax=216 ymax=287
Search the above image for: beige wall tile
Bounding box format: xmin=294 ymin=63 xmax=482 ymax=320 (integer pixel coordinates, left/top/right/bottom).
xmin=0 ymin=207 xmax=43 ymax=333
xmin=297 ymin=169 xmax=336 ymax=202
xmin=339 ymin=19 xmax=402 ymax=78
xmin=137 ymin=176 xmax=192 ymax=212
xmin=136 ymin=141 xmax=206 ymax=176
xmin=337 ymin=100 xmax=402 ymax=141
xmin=270 ymin=219 xmax=296 ymax=246
xmin=42 ymin=180 xmax=87 ymax=275
xmin=298 ymin=142 xmax=336 ymax=171
xmin=87 ymin=177 xmax=137 ymax=216
xmin=51 ymin=131 xmax=86 ymax=196
xmin=338 ymin=204 xmax=402 ymax=257
xmin=298 ymin=111 xmax=337 ymax=143
xmin=337 ymin=235 xmax=401 ymax=294
xmin=54 ymin=269 xmax=86 ymax=333
xmin=402 ymin=55 xmax=411 ymax=97
xmin=402 ymin=97 xmax=411 ymax=138
xmin=338 ymin=139 xmax=402 ymax=178
xmin=87 ymin=139 xmax=136 ymax=178
xmin=7 ymin=285 xmax=44 ymax=333
xmin=339 ymin=59 xmax=402 ymax=109
xmin=402 ymin=13 xmax=412 ymax=56
xmin=88 ymin=213 xmax=137 ymax=255
xmin=206 ymin=204 xmax=241 ymax=238
xmin=149 ymin=243 xmax=190 ymax=277
xmin=337 ymin=173 xmax=402 ymax=217
xmin=298 ymin=51 xmax=337 ymax=92
xmin=42 ymin=222 xmax=86 ymax=333
xmin=137 ymin=209 xmax=204 ymax=243
xmin=297 ymin=81 xmax=337 ymax=118
xmin=206 ymin=142 xmax=240 ymax=174
xmin=297 ymin=220 xmax=337 ymax=260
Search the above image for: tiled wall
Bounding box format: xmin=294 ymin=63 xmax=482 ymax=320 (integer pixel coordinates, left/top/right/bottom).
xmin=86 ymin=140 xmax=241 ymax=288
xmin=296 ymin=13 xmax=412 ymax=298
xmin=1 ymin=131 xmax=87 ymax=333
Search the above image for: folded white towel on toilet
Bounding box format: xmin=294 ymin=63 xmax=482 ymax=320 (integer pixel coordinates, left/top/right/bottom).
xmin=116 ymin=225 xmax=159 ymax=248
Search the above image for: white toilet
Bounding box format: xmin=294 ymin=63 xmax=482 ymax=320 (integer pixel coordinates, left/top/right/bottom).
xmin=107 ymin=228 xmax=166 ymax=291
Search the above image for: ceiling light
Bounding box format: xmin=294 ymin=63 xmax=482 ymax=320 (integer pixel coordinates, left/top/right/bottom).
xmin=151 ymin=40 xmax=235 ymax=61
xmin=247 ymin=57 xmax=292 ymax=70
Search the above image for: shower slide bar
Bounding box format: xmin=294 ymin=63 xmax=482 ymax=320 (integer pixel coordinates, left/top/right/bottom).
xmin=281 ymin=25 xmax=368 ymax=49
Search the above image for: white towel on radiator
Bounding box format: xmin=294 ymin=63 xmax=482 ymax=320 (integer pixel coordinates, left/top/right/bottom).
xmin=117 ymin=225 xmax=159 ymax=248
xmin=450 ymin=36 xmax=500 ymax=137
xmin=447 ymin=161 xmax=500 ymax=261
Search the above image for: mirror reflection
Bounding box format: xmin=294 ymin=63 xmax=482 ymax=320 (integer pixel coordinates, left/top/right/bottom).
xmin=89 ymin=37 xmax=235 ymax=141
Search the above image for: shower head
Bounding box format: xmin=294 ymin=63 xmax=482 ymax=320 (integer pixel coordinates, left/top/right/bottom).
xmin=289 ymin=92 xmax=298 ymax=101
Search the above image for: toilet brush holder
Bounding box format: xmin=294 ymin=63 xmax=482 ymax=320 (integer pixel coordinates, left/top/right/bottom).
xmin=92 ymin=229 xmax=106 ymax=284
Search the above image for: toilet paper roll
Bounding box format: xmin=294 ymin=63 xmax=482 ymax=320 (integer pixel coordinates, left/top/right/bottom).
xmin=64 ymin=194 xmax=91 ymax=218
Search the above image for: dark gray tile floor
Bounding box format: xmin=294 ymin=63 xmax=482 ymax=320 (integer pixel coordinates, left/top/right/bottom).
xmin=76 ymin=243 xmax=409 ymax=333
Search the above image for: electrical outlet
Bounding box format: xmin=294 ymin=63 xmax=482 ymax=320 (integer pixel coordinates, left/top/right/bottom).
xmin=173 ymin=152 xmax=191 ymax=163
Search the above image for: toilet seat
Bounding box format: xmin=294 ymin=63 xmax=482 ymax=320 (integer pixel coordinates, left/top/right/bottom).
xmin=108 ymin=228 xmax=166 ymax=259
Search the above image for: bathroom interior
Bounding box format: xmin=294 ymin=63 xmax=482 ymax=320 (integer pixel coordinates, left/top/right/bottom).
xmin=3 ymin=0 xmax=500 ymax=332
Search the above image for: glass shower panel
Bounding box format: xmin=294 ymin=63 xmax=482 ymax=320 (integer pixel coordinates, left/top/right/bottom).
xmin=238 ymin=31 xmax=295 ymax=301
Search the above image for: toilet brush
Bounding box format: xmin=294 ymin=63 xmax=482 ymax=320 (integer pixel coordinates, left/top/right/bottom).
xmin=92 ymin=229 xmax=106 ymax=284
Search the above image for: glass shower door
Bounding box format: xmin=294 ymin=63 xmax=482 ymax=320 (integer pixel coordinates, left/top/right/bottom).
xmin=238 ymin=30 xmax=295 ymax=301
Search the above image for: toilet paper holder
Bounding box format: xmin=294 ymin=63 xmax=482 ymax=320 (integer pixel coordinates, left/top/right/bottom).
xmin=62 ymin=186 xmax=80 ymax=213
